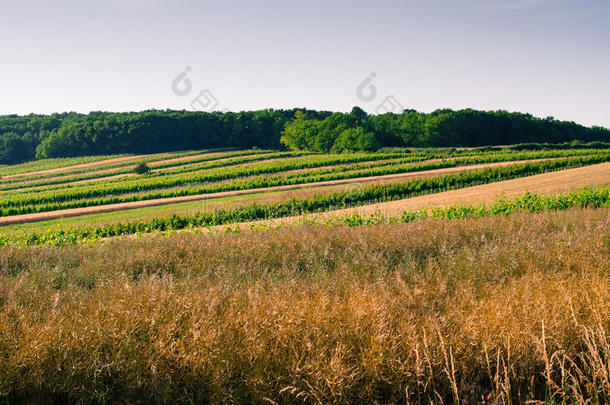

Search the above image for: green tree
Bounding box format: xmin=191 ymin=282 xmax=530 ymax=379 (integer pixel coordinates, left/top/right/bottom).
xmin=0 ymin=132 xmax=29 ymax=164
xmin=331 ymin=127 xmax=380 ymax=153
xmin=280 ymin=111 xmax=322 ymax=151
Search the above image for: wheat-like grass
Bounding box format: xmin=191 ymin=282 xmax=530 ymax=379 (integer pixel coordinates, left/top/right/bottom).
xmin=0 ymin=208 xmax=608 ymax=403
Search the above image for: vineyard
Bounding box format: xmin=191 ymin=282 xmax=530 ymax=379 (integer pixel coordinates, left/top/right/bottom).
xmin=1 ymin=146 xmax=609 ymax=239
xmin=1 ymin=146 xmax=610 ymax=403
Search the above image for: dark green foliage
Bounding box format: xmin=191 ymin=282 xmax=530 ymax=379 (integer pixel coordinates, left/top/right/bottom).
xmin=134 ymin=163 xmax=151 ymax=175
xmin=0 ymin=109 xmax=332 ymax=164
xmin=0 ymin=108 xmax=608 ymax=164
xmin=281 ymin=109 xmax=610 ymax=152
xmin=331 ymin=127 xmax=380 ymax=153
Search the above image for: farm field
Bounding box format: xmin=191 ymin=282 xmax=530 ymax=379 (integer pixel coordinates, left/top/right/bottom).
xmin=0 ymin=147 xmax=608 ymax=231
xmin=5 ymin=0 xmax=610 ymax=402
xmin=4 ymin=160 xmax=607 ymax=239
xmin=0 ymin=156 xmax=586 ymax=226
xmin=227 ymin=161 xmax=610 ymax=230
xmin=1 ymin=146 xmax=610 ymax=404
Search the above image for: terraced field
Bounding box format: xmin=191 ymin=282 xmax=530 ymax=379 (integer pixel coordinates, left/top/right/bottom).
xmin=1 ymin=146 xmax=609 ymax=245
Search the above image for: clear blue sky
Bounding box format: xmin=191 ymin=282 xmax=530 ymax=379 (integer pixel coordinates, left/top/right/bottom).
xmin=1 ymin=0 xmax=609 ymax=127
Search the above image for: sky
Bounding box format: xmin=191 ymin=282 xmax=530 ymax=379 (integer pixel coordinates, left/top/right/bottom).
xmin=1 ymin=0 xmax=609 ymax=127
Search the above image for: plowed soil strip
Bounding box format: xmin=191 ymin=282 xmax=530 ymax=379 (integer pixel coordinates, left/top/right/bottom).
xmin=0 ymin=158 xmax=571 ymax=226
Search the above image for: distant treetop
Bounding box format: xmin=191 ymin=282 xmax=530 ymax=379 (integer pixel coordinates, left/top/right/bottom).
xmin=0 ymin=108 xmax=608 ymax=164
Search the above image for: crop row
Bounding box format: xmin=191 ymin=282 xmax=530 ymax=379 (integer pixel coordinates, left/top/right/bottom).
xmin=0 ymin=155 xmax=604 ymax=216
xmin=280 ymin=149 xmax=605 ymax=182
xmin=0 ymin=148 xmax=454 ymax=185
xmin=1 ymin=162 xmax=607 ymax=246
xmin=0 ymin=148 xmax=265 ymax=187
xmin=319 ymin=186 xmax=610 ymax=226
xmin=0 ymin=152 xmax=456 ymax=204
xmin=2 ymin=152 xmax=608 ymax=217
xmin=260 ymin=148 xmax=591 ymax=182
xmin=15 ymin=147 xmax=608 ymax=193
xmin=138 ymin=147 xmax=578 ymax=180
xmin=27 ymin=152 xmax=434 ymax=194
xmin=0 ymin=150 xmax=298 ymax=191
xmin=3 ymin=148 xmax=606 ymax=209
xmin=0 ymin=154 xmax=133 ymax=177
xmin=0 ymin=148 xmax=226 ymax=180
xmin=0 ymin=150 xmax=192 ymax=183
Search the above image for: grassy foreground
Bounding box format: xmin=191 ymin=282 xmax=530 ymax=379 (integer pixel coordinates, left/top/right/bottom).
xmin=0 ymin=207 xmax=609 ymax=403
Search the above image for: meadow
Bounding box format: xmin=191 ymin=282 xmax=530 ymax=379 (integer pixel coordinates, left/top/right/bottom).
xmin=0 ymin=207 xmax=609 ymax=403
xmin=0 ymin=147 xmax=609 ymax=403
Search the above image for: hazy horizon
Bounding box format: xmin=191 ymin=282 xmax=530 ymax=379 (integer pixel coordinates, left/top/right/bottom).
xmin=2 ymin=0 xmax=609 ymax=127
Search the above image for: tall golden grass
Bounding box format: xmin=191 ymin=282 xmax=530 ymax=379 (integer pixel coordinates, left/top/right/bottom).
xmin=0 ymin=208 xmax=609 ymax=403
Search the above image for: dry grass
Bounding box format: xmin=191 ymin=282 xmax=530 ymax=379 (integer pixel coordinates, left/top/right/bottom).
xmin=0 ymin=208 xmax=609 ymax=403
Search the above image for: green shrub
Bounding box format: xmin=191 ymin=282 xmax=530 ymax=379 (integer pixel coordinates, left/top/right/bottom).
xmin=134 ymin=163 xmax=151 ymax=175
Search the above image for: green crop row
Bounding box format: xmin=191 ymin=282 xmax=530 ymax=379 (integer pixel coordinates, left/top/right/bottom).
xmin=0 ymin=148 xmax=258 ymax=188
xmin=0 ymin=146 xmax=480 ymax=186
xmin=143 ymin=147 xmax=570 ymax=180
xmin=17 ymin=150 xmax=315 ymax=193
xmin=0 ymin=152 xmax=453 ymax=205
xmin=319 ymin=186 xmax=610 ymax=226
xmin=0 ymin=150 xmax=195 ymax=184
xmin=1 ymin=154 xmax=607 ymax=217
xmin=0 ymin=154 xmax=132 ymax=177
xmin=0 ymin=148 xmax=226 ymax=180
xmin=2 ymin=149 xmax=606 ymax=213
xmin=280 ymin=149 xmax=606 ymax=183
xmin=0 ymin=149 xmax=284 ymax=191
xmin=1 ymin=151 xmax=442 ymax=196
xmin=1 ymin=162 xmax=607 ymax=246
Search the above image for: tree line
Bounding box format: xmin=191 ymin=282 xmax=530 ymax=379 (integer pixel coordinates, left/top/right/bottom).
xmin=0 ymin=107 xmax=608 ymax=164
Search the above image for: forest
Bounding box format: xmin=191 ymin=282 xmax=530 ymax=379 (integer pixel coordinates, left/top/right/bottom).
xmin=0 ymin=107 xmax=608 ymax=164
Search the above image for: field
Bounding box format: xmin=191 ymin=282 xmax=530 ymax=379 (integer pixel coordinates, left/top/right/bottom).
xmin=0 ymin=147 xmax=609 ymax=403
xmin=0 ymin=147 xmax=609 ymax=238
